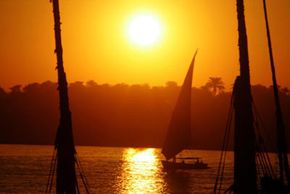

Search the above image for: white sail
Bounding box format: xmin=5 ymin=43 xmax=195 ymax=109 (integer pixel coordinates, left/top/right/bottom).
xmin=162 ymin=51 xmax=197 ymax=160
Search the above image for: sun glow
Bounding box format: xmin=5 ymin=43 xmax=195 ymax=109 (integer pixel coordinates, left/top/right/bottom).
xmin=120 ymin=148 xmax=162 ymax=193
xmin=127 ymin=148 xmax=156 ymax=162
xmin=127 ymin=14 xmax=162 ymax=46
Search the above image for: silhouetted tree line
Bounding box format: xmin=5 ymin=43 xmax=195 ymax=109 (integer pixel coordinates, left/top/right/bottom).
xmin=0 ymin=79 xmax=289 ymax=150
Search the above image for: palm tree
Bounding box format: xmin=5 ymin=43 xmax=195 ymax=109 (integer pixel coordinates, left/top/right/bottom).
xmin=281 ymin=87 xmax=290 ymax=96
xmin=204 ymin=77 xmax=225 ymax=95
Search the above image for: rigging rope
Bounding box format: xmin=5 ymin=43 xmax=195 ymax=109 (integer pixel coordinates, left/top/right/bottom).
xmin=213 ymin=92 xmax=276 ymax=194
xmin=214 ymin=92 xmax=234 ymax=194
xmin=253 ymin=101 xmax=275 ymax=178
xmin=76 ymin=155 xmax=91 ymax=194
xmin=45 ymin=149 xmax=56 ymax=194
xmin=45 ymin=150 xmax=91 ymax=194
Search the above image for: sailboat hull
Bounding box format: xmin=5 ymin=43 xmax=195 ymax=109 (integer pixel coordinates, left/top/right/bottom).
xmin=161 ymin=160 xmax=209 ymax=170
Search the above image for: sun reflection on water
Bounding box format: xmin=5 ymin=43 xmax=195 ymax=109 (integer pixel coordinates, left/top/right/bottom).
xmin=120 ymin=148 xmax=163 ymax=194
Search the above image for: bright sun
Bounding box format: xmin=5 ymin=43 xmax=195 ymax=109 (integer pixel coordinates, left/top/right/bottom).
xmin=128 ymin=14 xmax=161 ymax=46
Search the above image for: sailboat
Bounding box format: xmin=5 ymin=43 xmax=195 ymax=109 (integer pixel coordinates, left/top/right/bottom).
xmin=45 ymin=0 xmax=90 ymax=193
xmin=259 ymin=0 xmax=289 ymax=192
xmin=214 ymin=0 xmax=289 ymax=193
xmin=161 ymin=50 xmax=208 ymax=170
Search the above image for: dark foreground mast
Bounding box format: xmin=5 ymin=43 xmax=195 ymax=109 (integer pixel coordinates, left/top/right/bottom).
xmin=233 ymin=0 xmax=257 ymax=193
xmin=52 ymin=0 xmax=77 ymax=193
xmin=263 ymin=0 xmax=290 ymax=186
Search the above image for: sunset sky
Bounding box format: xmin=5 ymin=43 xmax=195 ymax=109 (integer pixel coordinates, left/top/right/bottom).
xmin=0 ymin=0 xmax=289 ymax=90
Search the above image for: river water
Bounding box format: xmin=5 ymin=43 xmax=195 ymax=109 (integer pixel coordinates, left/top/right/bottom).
xmin=0 ymin=144 xmax=280 ymax=193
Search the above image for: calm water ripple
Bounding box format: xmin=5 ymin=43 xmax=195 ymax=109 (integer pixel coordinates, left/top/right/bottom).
xmin=0 ymin=144 xmax=280 ymax=193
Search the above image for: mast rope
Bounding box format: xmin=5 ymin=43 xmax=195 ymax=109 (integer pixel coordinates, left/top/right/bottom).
xmin=75 ymin=155 xmax=91 ymax=194
xmin=252 ymin=101 xmax=275 ymax=178
xmin=45 ymin=151 xmax=91 ymax=194
xmin=45 ymin=149 xmax=57 ymax=194
xmin=214 ymin=92 xmax=234 ymax=194
xmin=213 ymin=95 xmax=279 ymax=194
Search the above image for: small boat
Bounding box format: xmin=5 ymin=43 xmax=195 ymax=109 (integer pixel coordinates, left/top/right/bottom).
xmin=162 ymin=157 xmax=208 ymax=170
xmin=161 ymin=50 xmax=208 ymax=170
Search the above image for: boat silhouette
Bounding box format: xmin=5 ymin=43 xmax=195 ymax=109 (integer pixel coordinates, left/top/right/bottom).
xmin=161 ymin=50 xmax=209 ymax=170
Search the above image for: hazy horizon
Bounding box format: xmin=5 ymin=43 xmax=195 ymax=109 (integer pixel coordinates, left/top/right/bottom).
xmin=1 ymin=78 xmax=290 ymax=92
xmin=1 ymin=81 xmax=289 ymax=150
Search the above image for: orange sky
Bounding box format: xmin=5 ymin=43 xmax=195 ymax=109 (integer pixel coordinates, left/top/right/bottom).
xmin=0 ymin=0 xmax=289 ymax=90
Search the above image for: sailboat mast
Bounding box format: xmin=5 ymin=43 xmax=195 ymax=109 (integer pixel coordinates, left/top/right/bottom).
xmin=262 ymin=0 xmax=290 ymax=185
xmin=233 ymin=1 xmax=257 ymax=193
xmin=51 ymin=0 xmax=77 ymax=193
